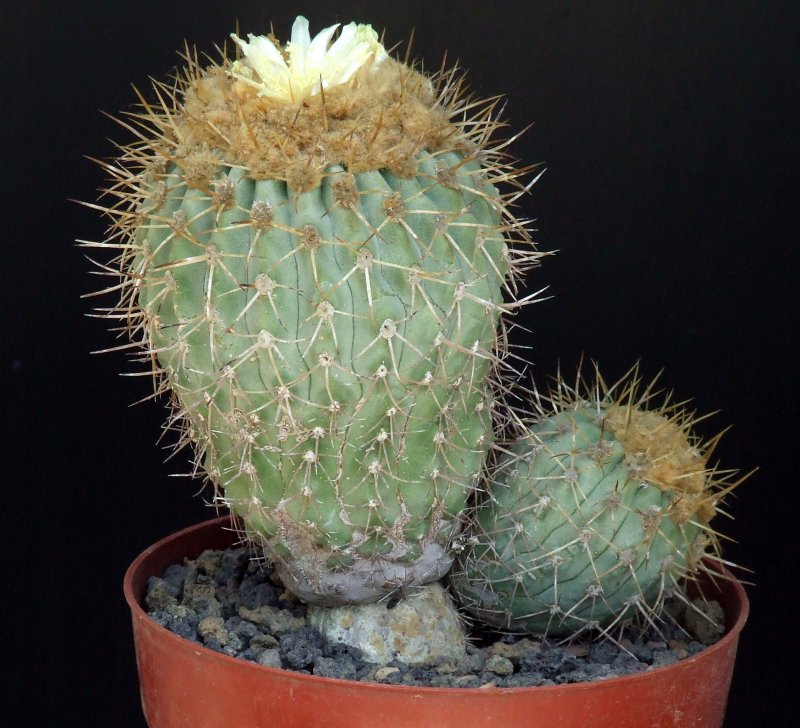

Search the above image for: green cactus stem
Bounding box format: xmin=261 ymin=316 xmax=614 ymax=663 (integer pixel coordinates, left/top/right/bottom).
xmin=450 ymin=363 xmax=743 ymax=638
xmin=86 ymin=17 xmax=541 ymax=606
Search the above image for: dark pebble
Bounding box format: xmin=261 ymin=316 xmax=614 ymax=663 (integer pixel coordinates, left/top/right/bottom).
xmin=630 ymin=641 xmax=653 ymax=663
xmin=225 ymin=616 xmax=261 ymax=643
xmin=239 ymin=579 xmax=281 ymax=609
xmin=216 ymin=548 xmax=249 ymax=584
xmin=519 ymin=650 xmax=580 ymax=678
xmin=163 ymin=564 xmax=188 ymax=591
xmin=279 ymin=627 xmax=324 ymax=669
xmin=588 ymin=641 xmax=618 ymax=664
xmin=237 ymin=647 xmax=265 ymax=663
xmin=151 ymin=606 xmax=199 ymax=642
xmin=145 ymin=577 xmax=179 ymax=611
xmin=687 ymin=641 xmax=705 ymax=656
xmin=313 ymin=655 xmax=358 ymax=681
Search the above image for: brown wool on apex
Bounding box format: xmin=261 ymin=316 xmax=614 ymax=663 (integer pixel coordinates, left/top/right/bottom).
xmin=602 ymin=404 xmax=713 ymax=525
xmin=170 ymin=58 xmax=456 ymax=190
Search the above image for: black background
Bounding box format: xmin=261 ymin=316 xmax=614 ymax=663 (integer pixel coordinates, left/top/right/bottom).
xmin=2 ymin=1 xmax=796 ymax=725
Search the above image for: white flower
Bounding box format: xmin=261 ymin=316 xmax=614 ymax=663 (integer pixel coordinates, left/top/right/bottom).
xmin=230 ymin=16 xmax=389 ymax=102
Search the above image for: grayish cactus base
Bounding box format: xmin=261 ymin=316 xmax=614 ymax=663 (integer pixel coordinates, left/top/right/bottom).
xmin=272 ymin=541 xmax=453 ymax=606
xmin=307 ymin=582 xmax=467 ymax=665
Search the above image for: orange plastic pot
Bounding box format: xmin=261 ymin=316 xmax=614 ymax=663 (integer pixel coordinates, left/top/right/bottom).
xmin=124 ymin=517 xmax=748 ymax=727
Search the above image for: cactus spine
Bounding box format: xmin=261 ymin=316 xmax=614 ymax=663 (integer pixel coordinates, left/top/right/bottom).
xmin=88 ymin=18 xmax=539 ymax=606
xmin=451 ymin=365 xmax=740 ymax=637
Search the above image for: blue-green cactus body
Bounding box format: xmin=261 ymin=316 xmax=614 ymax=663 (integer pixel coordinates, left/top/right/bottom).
xmin=134 ymin=152 xmax=509 ymax=604
xmin=91 ymin=19 xmax=541 ymax=608
xmin=451 ymin=398 xmax=715 ymax=636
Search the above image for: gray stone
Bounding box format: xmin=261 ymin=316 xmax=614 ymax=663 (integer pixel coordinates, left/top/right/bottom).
xmin=257 ymin=648 xmax=283 ymax=669
xmin=485 ymin=654 xmax=514 ymax=676
xmin=307 ymin=583 xmax=467 ymax=666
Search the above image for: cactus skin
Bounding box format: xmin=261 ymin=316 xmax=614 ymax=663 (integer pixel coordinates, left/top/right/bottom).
xmin=451 ymin=366 xmax=735 ymax=637
xmin=88 ymin=21 xmax=539 ymax=606
xmin=138 ymin=156 xmax=505 ymax=604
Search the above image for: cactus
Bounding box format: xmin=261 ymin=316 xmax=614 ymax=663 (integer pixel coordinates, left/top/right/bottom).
xmin=450 ymin=364 xmax=741 ymax=637
xmin=87 ymin=17 xmax=540 ymax=607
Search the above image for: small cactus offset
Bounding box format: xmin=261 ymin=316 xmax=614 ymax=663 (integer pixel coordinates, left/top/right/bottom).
xmin=450 ymin=364 xmax=742 ymax=638
xmin=87 ymin=17 xmax=540 ymax=606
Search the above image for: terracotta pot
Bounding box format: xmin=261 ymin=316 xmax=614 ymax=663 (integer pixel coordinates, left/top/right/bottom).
xmin=124 ymin=517 xmax=749 ymax=728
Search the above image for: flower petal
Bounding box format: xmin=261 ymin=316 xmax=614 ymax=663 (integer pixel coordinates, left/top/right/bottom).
xmin=230 ymin=17 xmax=389 ymax=103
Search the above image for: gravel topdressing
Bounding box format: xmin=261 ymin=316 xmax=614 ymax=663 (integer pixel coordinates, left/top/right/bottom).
xmin=145 ymin=547 xmax=724 ymax=688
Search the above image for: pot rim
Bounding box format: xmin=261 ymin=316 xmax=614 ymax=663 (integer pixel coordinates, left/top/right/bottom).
xmin=124 ymin=515 xmax=749 ymax=696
